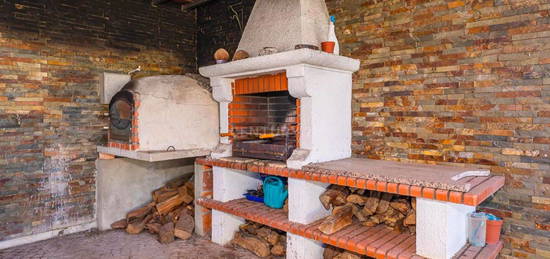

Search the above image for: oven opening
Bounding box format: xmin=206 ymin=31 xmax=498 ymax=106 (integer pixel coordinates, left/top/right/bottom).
xmin=230 ymin=91 xmax=298 ymax=161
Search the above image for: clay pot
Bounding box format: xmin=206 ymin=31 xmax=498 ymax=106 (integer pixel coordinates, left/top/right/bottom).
xmin=321 ymin=41 xmax=335 ymax=53
xmin=486 ymin=219 xmax=503 ymax=244
xmin=214 ymin=48 xmax=230 ymax=62
xmin=232 ymin=50 xmax=249 ymax=61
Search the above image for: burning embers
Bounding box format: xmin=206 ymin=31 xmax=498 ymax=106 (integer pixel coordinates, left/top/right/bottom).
xmin=229 ymin=73 xmax=299 ymax=161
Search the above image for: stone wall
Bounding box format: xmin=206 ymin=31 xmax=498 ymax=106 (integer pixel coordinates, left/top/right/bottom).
xmin=197 ymin=0 xmax=255 ymax=66
xmin=0 ymin=0 xmax=196 ymax=241
xmin=327 ymin=0 xmax=550 ymax=257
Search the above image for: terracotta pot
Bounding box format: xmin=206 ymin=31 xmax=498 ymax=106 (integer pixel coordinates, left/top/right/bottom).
xmin=321 ymin=41 xmax=335 ymax=53
xmin=486 ymin=219 xmax=503 ymax=244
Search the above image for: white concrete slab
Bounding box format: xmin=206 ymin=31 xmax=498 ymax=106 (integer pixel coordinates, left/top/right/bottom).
xmin=97 ymin=146 xmax=211 ymax=162
xmin=100 ymin=72 xmax=130 ymax=104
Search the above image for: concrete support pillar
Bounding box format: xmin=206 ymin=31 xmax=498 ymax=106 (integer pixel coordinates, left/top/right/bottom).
xmin=210 ymin=166 xmax=262 ymax=245
xmin=287 ymin=233 xmax=325 ymax=259
xmin=286 ymin=178 xmax=329 ymax=258
xmin=416 ymin=198 xmax=475 ymax=259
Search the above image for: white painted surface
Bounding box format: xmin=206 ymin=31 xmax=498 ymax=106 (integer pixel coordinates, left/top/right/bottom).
xmin=194 ymin=163 xmax=206 ymax=236
xmin=0 ymin=221 xmax=96 ymax=250
xmin=136 ymin=76 xmax=219 ymax=152
xmin=416 ymin=198 xmax=475 ymax=259
xmin=211 ymin=210 xmax=245 ymax=245
xmin=199 ymin=49 xmax=359 ymax=78
xmin=212 ymin=166 xmax=262 ymax=202
xmin=286 ymin=233 xmax=325 ymax=259
xmin=100 ymin=72 xmax=130 ymax=104
xmin=288 ymin=178 xmax=330 ymax=224
xmin=237 ymin=0 xmax=329 ymax=57
xmin=97 ymin=146 xmax=210 ymax=162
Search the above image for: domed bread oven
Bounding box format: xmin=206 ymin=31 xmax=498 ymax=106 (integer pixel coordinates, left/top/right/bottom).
xmin=107 ymin=75 xmax=219 ymax=152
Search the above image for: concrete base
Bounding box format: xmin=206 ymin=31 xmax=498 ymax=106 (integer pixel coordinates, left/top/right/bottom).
xmin=287 ymin=233 xmax=325 ymax=259
xmin=0 ymin=221 xmax=96 ymax=250
xmin=288 ymin=178 xmax=330 ymax=224
xmin=416 ymin=198 xmax=475 ymax=259
xmin=96 ymin=158 xmax=194 ymax=231
xmin=211 ymin=210 xmax=245 ymax=245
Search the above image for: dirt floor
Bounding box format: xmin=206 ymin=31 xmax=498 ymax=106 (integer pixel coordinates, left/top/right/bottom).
xmin=0 ymin=230 xmax=261 ymax=259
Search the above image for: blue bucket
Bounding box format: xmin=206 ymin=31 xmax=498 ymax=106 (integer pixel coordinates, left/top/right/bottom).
xmin=263 ymin=176 xmax=288 ymax=209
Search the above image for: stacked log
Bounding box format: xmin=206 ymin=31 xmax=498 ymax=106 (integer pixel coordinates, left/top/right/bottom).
xmin=110 ymin=175 xmax=195 ymax=244
xmin=318 ymin=185 xmax=416 ymax=235
xmin=232 ymin=221 xmax=287 ymax=257
xmin=324 ymin=246 xmax=366 ymax=259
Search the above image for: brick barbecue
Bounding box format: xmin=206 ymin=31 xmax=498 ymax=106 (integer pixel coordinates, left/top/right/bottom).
xmin=194 ymin=1 xmax=505 ymax=259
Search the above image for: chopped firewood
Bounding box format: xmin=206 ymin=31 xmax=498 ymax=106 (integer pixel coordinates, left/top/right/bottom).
xmin=232 ymin=232 xmax=271 ymax=257
xmin=411 ymin=198 xmax=416 ymax=210
xmin=390 ymin=199 xmax=410 ymax=214
xmin=349 ymin=203 xmax=367 ymax=222
xmin=408 ymin=226 xmax=416 ymax=234
xmin=239 ymin=222 xmax=259 ymax=235
xmin=111 ymin=219 xmax=127 ymax=229
xmin=177 ymin=185 xmax=194 ymax=204
xmin=153 ymin=189 xmax=178 ymax=203
xmin=334 ymin=251 xmax=362 ymax=259
xmin=362 ymin=214 xmax=382 ymax=227
xmin=184 ymin=180 xmax=194 ymax=193
xmin=283 ymin=199 xmax=288 ymax=212
xmin=271 ymin=243 xmax=285 ymax=256
xmin=126 ymin=214 xmax=153 ymax=234
xmin=156 ymin=194 xmax=186 ymax=216
xmin=318 ymin=204 xmax=353 ymax=234
xmin=404 ymin=210 xmax=416 ymax=226
xmin=256 ymin=227 xmax=280 ymax=245
xmin=346 ymin=194 xmax=367 ymax=205
xmin=323 ymin=246 xmax=342 ymax=259
xmin=146 ymin=223 xmax=161 ymax=234
xmin=174 ymin=212 xmax=194 ymax=240
xmin=320 ymin=185 xmax=350 ymax=210
xmin=158 ymin=222 xmax=175 ymax=244
xmin=362 ymin=191 xmax=381 ymax=215
xmin=375 ymin=193 xmax=393 ymax=214
xmin=127 ymin=202 xmax=154 ymax=221
xmin=166 ymin=175 xmax=192 ymax=189
xmin=382 ymin=207 xmax=405 ymax=225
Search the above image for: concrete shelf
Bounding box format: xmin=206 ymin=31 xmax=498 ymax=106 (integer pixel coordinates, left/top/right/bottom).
xmin=97 ymin=146 xmax=211 ymax=162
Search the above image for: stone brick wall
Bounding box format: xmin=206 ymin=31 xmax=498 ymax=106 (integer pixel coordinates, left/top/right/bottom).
xmin=327 ymin=0 xmax=550 ymax=257
xmin=197 ymin=0 xmax=255 ymax=66
xmin=0 ymin=1 xmax=196 ymax=241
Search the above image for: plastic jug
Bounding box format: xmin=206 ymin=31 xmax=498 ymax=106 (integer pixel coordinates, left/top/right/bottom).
xmin=263 ymin=176 xmax=288 ymax=209
xmin=468 ymin=212 xmax=487 ymax=247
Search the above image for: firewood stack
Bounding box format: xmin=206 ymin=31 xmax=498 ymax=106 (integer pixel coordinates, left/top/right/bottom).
xmin=232 ymin=221 xmax=287 ymax=257
xmin=110 ymin=175 xmax=195 ymax=244
xmin=318 ymin=185 xmax=416 ymax=235
xmin=324 ymin=245 xmax=366 ymax=259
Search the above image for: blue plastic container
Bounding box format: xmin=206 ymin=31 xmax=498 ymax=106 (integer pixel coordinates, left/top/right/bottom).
xmin=263 ymin=176 xmax=288 ymax=209
xmin=243 ymin=193 xmax=264 ymax=203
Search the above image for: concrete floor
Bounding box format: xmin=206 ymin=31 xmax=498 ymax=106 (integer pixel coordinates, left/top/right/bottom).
xmin=0 ymin=230 xmax=261 ymax=259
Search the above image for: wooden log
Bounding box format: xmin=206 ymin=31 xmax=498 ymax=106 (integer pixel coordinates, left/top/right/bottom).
xmin=177 ymin=185 xmax=194 ymax=204
xmin=256 ymin=227 xmax=280 ymax=246
xmin=334 ymin=251 xmax=362 ymax=259
xmin=127 ymin=202 xmax=154 ymax=221
xmin=239 ymin=222 xmax=260 ymax=235
xmin=362 ymin=191 xmax=381 ymax=215
xmin=346 ymin=194 xmax=367 ymax=205
xmin=111 ymin=219 xmax=127 ymax=229
xmin=390 ymin=198 xmax=411 ymax=214
xmin=165 ymin=175 xmax=192 ymax=189
xmin=318 ymin=204 xmax=353 ymax=235
xmin=362 ymin=214 xmax=382 ymax=227
xmin=146 ymin=223 xmax=162 ymax=234
xmin=232 ymin=232 xmax=271 ymax=257
xmin=404 ymin=210 xmax=416 ymax=226
xmin=271 ymin=243 xmax=285 ymax=256
xmin=153 ymin=189 xmax=178 ymax=203
xmin=411 ymin=197 xmax=416 ymax=210
xmin=174 ymin=212 xmax=194 ymax=240
xmin=319 ymin=186 xmax=349 ymax=210
xmin=349 ymin=203 xmax=367 ymax=222
xmin=159 ymin=222 xmax=175 ymax=244
xmin=375 ymin=193 xmax=393 ymax=214
xmin=156 ymin=194 xmax=186 ymax=215
xmin=324 ymin=246 xmax=342 ymax=259
xmin=126 ymin=214 xmax=153 ymax=234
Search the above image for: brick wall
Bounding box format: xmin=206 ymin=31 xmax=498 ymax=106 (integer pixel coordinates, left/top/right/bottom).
xmin=0 ymin=0 xmax=196 ymax=241
xmin=327 ymin=0 xmax=550 ymax=257
xmin=197 ymin=0 xmax=255 ymax=67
